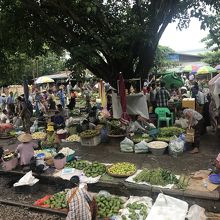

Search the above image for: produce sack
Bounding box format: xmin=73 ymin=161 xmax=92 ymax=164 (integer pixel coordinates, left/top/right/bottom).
xmin=134 ymin=141 xmax=149 ymax=154
xmin=120 ymin=137 xmax=134 ymax=152
xmin=169 ymin=137 xmax=184 ymax=157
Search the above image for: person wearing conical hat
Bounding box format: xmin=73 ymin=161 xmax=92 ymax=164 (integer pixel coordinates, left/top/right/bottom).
xmin=41 ymin=125 xmax=60 ymax=148
xmin=16 ymin=133 xmax=37 ymax=166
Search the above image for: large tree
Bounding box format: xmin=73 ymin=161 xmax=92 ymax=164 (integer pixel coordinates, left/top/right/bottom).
xmin=0 ymin=0 xmax=219 ymax=86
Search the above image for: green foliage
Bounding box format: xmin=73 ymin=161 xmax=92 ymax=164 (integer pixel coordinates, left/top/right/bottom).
xmin=0 ymin=51 xmax=65 ymax=86
xmin=201 ymin=51 xmax=220 ymax=66
xmin=152 ymin=46 xmax=176 ymax=74
xmin=201 ymin=13 xmax=220 ymax=50
xmin=0 ymin=0 xmax=220 ymax=85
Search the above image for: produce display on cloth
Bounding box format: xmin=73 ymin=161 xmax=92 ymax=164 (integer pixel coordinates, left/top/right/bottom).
xmin=133 ymin=168 xmax=178 ymax=186
xmin=66 ymin=134 xmax=80 ymax=142
xmin=96 ymin=194 xmax=125 ymax=218
xmin=43 ymin=191 xmax=67 ymax=209
xmin=65 ymin=160 xmax=106 ymax=177
xmin=157 ymin=127 xmax=185 ymax=142
xmin=80 ymin=129 xmax=99 ymax=138
xmin=107 ymin=162 xmax=136 ymax=177
xmin=32 ymin=132 xmax=46 ymax=140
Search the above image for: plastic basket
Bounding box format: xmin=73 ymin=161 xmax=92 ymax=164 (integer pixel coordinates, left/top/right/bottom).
xmin=2 ymin=157 xmax=18 ymax=171
xmin=80 ymin=134 xmax=101 ymax=146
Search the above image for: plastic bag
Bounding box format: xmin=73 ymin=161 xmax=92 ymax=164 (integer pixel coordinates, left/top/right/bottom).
xmin=169 ymin=137 xmax=184 ymax=157
xmin=134 ymin=141 xmax=148 ymax=154
xmin=175 ymin=118 xmax=188 ymax=129
xmin=119 ymin=196 xmax=152 ymax=220
xmin=187 ymin=204 xmax=207 ymax=220
xmin=120 ymin=137 xmax=134 ymax=152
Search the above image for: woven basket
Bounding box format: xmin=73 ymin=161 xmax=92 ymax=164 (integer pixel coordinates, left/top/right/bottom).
xmin=185 ymin=128 xmax=195 ymax=143
xmin=106 ymin=165 xmax=137 ymax=178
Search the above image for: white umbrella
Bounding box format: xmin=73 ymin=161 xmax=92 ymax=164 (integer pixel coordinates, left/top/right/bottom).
xmin=35 ymin=76 xmax=55 ymax=84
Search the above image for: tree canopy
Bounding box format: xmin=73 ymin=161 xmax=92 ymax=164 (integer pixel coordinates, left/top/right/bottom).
xmin=1 ymin=0 xmax=220 ymax=86
xmin=201 ymin=51 xmax=220 ymax=67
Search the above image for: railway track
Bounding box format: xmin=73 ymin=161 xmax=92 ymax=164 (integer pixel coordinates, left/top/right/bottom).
xmin=0 ymin=172 xmax=67 ymax=219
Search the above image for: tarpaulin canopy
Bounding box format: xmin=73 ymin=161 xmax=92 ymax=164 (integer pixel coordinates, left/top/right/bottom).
xmin=196 ymin=66 xmax=216 ymax=75
xmin=183 ymin=65 xmax=200 ymax=74
xmin=208 ymin=74 xmax=220 ymax=108
xmin=161 ymin=73 xmax=184 ymax=89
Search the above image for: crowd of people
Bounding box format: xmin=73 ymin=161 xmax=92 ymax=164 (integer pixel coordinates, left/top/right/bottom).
xmin=142 ymin=75 xmax=219 ymax=153
xmin=0 ymin=75 xmax=219 ymax=157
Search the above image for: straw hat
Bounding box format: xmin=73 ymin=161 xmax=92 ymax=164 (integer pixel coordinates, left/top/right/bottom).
xmin=47 ymin=125 xmax=54 ymax=132
xmin=18 ymin=133 xmax=33 ymax=143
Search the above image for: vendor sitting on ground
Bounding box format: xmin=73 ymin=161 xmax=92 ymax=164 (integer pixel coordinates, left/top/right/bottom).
xmin=66 ymin=176 xmax=96 ymax=220
xmin=16 ymin=133 xmax=37 ymax=166
xmin=183 ymin=108 xmax=204 ymax=154
xmin=41 ymin=125 xmax=60 ymax=148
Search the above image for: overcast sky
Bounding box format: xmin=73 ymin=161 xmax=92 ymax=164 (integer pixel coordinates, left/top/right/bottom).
xmin=159 ymin=18 xmax=209 ymax=54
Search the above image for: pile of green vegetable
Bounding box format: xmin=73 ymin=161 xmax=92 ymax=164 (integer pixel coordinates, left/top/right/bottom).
xmin=134 ymin=168 xmax=178 ymax=186
xmin=122 ymin=202 xmax=148 ymax=220
xmin=69 ymin=109 xmax=81 ymax=117
xmin=44 ymin=191 xmax=67 ymax=209
xmin=96 ymin=195 xmax=124 ymax=218
xmin=132 ymin=133 xmax=152 ymax=143
xmin=107 ymin=119 xmax=125 ymax=135
xmin=177 ymin=174 xmax=190 ymax=190
xmin=157 ymin=127 xmax=185 ymax=142
xmin=80 ymin=129 xmax=99 ymax=138
xmin=83 ymin=162 xmax=106 ymax=177
xmin=66 ymin=160 xmax=90 ymax=169
xmin=65 ymin=160 xmax=106 ymax=177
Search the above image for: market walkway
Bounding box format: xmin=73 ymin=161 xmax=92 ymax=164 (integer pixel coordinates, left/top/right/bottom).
xmin=2 ymin=128 xmax=219 ymax=175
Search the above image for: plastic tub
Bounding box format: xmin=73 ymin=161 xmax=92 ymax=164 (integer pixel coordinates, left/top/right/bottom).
xmin=2 ymin=157 xmax=18 ymax=171
xmin=148 ymin=141 xmax=168 ymax=156
xmin=53 ymin=157 xmax=66 ymax=169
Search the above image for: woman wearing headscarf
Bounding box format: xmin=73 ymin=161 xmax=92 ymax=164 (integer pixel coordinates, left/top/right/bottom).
xmin=66 ymin=176 xmax=96 ymax=220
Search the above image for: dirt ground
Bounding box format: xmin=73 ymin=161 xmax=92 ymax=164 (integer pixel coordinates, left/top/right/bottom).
xmin=1 ymin=128 xmax=220 ymax=175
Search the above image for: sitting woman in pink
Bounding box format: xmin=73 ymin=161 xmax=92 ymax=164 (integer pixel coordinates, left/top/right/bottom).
xmin=16 ymin=133 xmax=37 ymax=166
